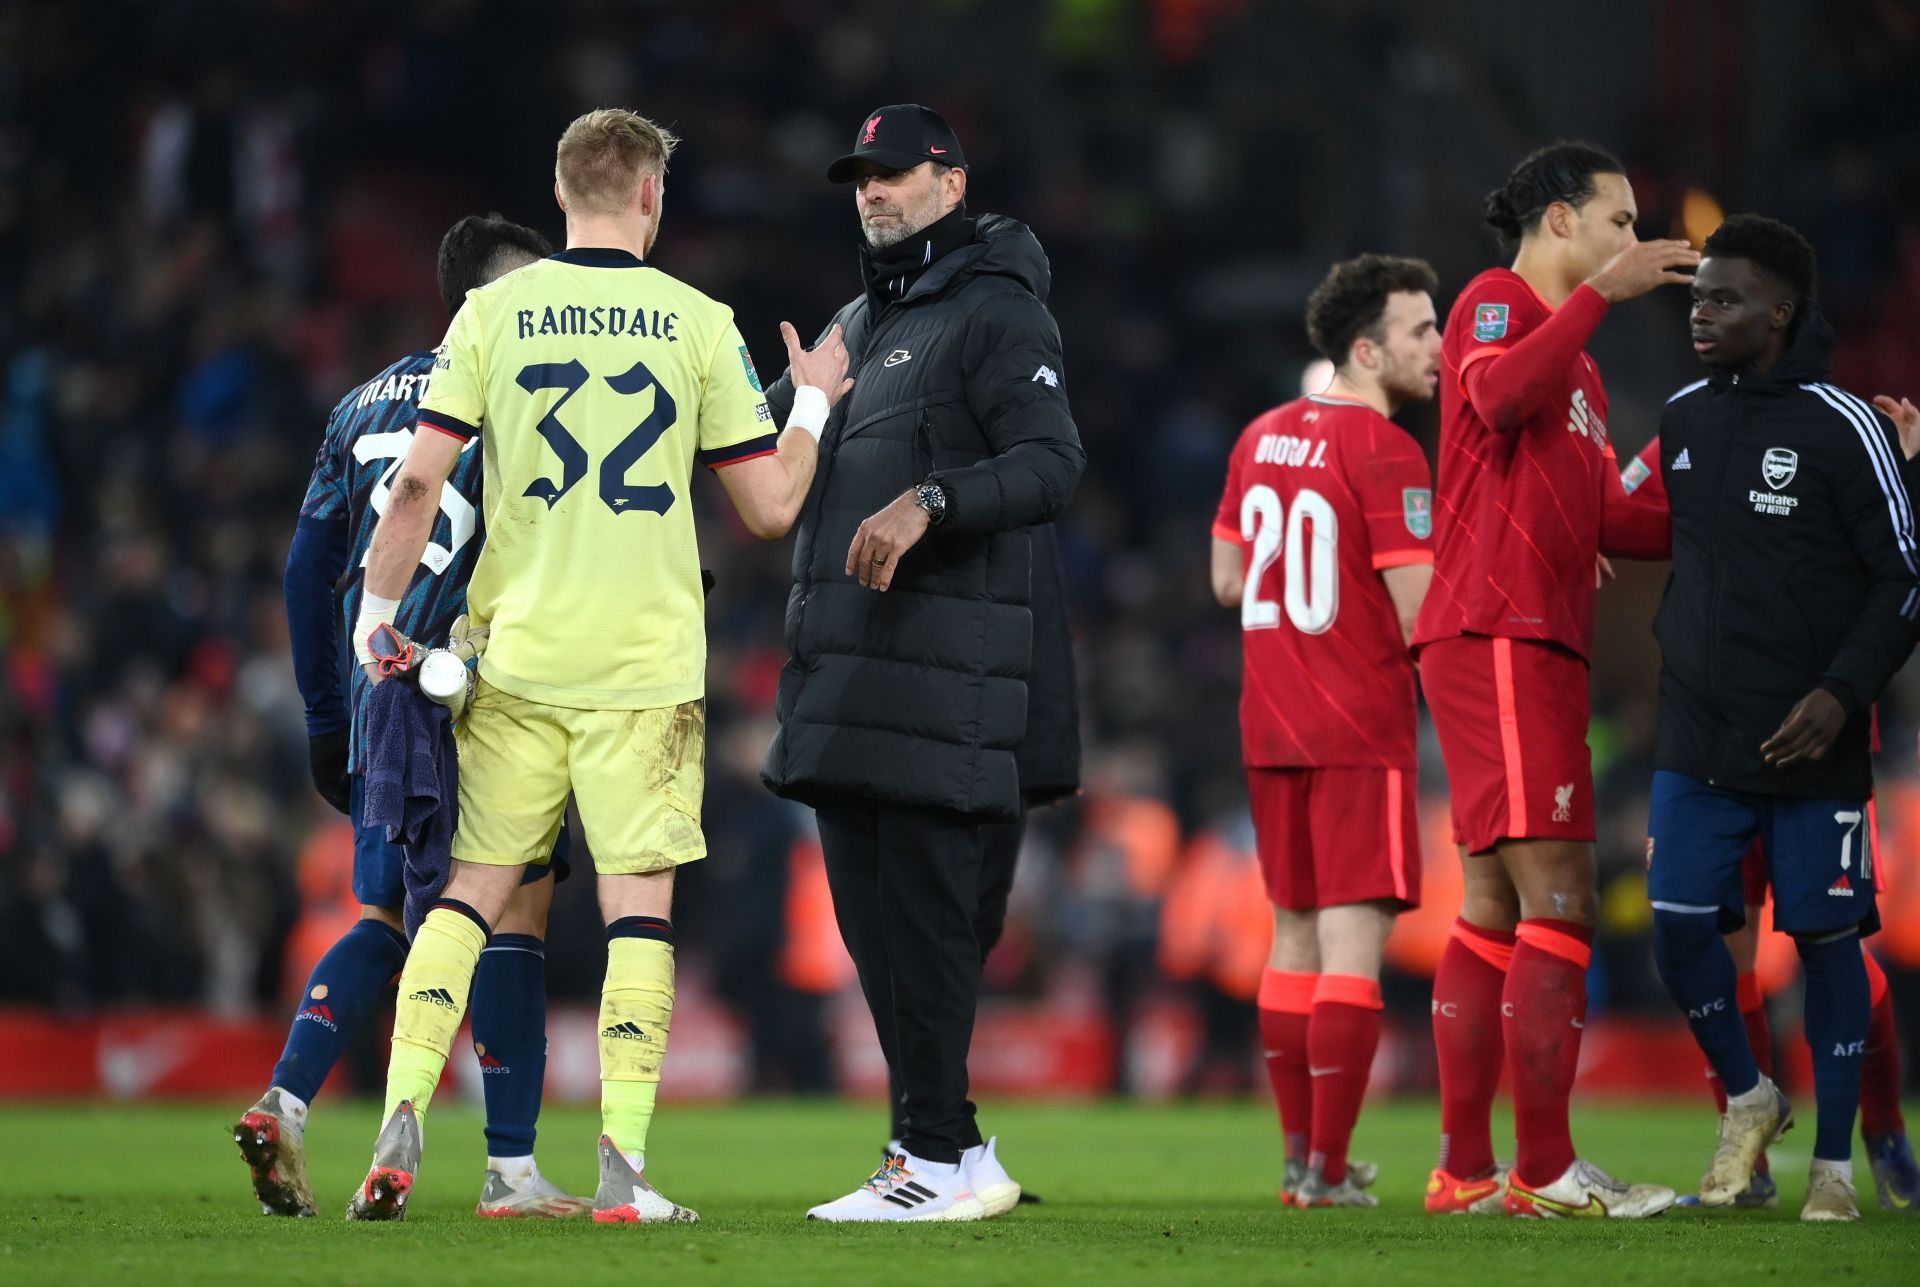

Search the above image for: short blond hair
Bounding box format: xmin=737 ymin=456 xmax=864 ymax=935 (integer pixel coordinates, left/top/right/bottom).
xmin=555 ymin=109 xmax=679 ymax=216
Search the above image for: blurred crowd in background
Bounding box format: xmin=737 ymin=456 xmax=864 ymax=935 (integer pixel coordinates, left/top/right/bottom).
xmin=3 ymin=0 xmax=1919 ymax=1093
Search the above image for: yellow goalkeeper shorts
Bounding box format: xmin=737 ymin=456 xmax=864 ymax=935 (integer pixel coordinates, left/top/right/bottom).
xmin=452 ymin=678 xmax=707 ymax=874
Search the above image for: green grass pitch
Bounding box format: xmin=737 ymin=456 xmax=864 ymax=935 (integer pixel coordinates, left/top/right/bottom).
xmin=1 ymin=1099 xmax=1913 ymax=1284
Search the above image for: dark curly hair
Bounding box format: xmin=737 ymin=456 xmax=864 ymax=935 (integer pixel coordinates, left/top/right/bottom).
xmin=1701 ymin=213 xmax=1816 ymax=312
xmin=437 ymin=213 xmax=553 ymax=316
xmin=1483 ymin=141 xmax=1625 ymax=252
xmin=1305 ymin=254 xmax=1441 ymax=366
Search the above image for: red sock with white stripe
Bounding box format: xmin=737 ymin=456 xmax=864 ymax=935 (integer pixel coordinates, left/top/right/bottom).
xmin=1432 ymin=919 xmax=1513 ymax=1179
xmin=1258 ymin=969 xmax=1316 ymax=1166
xmin=1505 ymin=918 xmax=1593 ymax=1187
xmin=1307 ymin=974 xmax=1383 ymax=1186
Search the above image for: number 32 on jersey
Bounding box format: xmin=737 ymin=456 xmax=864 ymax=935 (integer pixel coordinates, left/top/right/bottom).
xmin=1240 ymin=484 xmax=1338 ymax=634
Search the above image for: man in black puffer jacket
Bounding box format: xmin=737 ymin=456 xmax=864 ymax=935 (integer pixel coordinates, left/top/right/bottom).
xmin=760 ymin=104 xmax=1084 ymax=1222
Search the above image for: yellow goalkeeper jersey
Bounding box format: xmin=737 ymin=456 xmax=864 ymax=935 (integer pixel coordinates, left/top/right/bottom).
xmin=416 ymin=247 xmax=776 ymax=710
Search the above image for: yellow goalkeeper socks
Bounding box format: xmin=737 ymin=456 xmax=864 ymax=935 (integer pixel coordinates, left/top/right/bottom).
xmin=599 ymin=917 xmax=676 ymax=1162
xmin=383 ymin=902 xmax=489 ymax=1123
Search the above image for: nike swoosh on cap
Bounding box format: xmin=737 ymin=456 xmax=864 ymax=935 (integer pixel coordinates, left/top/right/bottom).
xmin=930 ymin=147 xmax=947 ymax=154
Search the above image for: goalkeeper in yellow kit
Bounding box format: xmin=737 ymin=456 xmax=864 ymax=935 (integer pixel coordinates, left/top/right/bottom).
xmin=343 ymin=109 xmax=851 ymax=1224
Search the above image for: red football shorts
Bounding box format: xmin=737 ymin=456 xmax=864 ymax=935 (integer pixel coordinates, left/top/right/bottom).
xmin=1247 ymin=765 xmax=1421 ymax=911
xmin=1420 ymin=634 xmax=1594 ymax=854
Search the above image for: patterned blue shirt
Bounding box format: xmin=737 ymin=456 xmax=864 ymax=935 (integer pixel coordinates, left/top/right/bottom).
xmin=296 ymin=349 xmax=484 ymax=768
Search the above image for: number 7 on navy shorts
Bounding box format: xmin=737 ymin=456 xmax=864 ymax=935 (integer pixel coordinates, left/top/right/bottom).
xmin=1646 ymin=770 xmax=1878 ymax=936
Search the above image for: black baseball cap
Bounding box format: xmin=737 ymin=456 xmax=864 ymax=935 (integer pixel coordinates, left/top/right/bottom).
xmin=826 ymin=104 xmax=968 ymax=183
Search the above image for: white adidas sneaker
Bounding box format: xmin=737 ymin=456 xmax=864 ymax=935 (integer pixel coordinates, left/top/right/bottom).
xmin=964 ymin=1138 xmax=1021 ymax=1218
xmin=807 ymin=1151 xmax=986 ymax=1223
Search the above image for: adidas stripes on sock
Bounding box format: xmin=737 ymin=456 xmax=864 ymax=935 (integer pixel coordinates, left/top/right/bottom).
xmin=600 ymin=916 xmax=676 ymax=1161
xmin=383 ymin=901 xmax=489 ymax=1123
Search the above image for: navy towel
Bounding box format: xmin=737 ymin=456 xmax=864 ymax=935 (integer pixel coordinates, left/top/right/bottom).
xmin=360 ymin=678 xmax=459 ymax=939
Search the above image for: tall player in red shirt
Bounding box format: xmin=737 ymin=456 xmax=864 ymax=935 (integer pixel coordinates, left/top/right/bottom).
xmin=1414 ymin=142 xmax=1691 ymax=1219
xmin=1212 ymin=255 xmax=1442 ymax=1209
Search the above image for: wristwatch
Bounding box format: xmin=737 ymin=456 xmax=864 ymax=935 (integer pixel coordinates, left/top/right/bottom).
xmin=914 ymin=480 xmax=947 ymax=526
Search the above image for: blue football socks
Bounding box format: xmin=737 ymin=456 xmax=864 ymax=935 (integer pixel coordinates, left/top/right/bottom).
xmin=1654 ymin=908 xmax=1761 ymax=1098
xmin=471 ymin=933 xmax=549 ymax=1159
xmin=270 ymin=917 xmax=408 ymax=1104
xmin=1797 ymin=929 xmax=1869 ymax=1162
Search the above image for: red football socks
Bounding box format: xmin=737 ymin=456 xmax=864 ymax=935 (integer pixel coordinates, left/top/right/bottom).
xmin=1861 ymin=950 xmax=1906 ymax=1138
xmin=1433 ymin=919 xmax=1513 ymax=1179
xmin=1505 ymin=918 xmax=1593 ymax=1187
xmin=1307 ymin=974 xmax=1384 ymax=1186
xmin=1258 ymin=969 xmax=1317 ymax=1163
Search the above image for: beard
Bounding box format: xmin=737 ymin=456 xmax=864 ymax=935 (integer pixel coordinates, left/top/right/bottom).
xmin=861 ymin=191 xmax=942 ymax=249
xmin=1381 ymin=359 xmax=1436 ymax=407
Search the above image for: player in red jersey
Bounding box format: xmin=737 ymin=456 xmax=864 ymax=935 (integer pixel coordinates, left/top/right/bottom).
xmin=1413 ymin=142 xmax=1693 ymax=1219
xmin=1211 ymin=254 xmax=1441 ymax=1209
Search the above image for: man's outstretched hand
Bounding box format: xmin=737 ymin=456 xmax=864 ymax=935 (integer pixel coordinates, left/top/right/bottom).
xmin=782 ymin=322 xmax=855 ymax=406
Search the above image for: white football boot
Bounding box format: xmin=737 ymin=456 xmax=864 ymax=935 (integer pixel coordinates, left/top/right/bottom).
xmin=1801 ymin=1159 xmax=1861 ymax=1222
xmin=345 ymin=1101 xmax=422 ymax=1222
xmin=475 ymin=1159 xmax=589 ymax=1219
xmin=807 ymin=1151 xmax=985 ymax=1223
xmin=1504 ymin=1158 xmax=1675 ymax=1219
xmin=591 ymin=1136 xmax=698 ymax=1224
xmin=1699 ymin=1076 xmax=1792 ymax=1207
xmin=233 ymin=1087 xmax=317 ymax=1217
xmin=1294 ymin=1166 xmax=1381 ymax=1208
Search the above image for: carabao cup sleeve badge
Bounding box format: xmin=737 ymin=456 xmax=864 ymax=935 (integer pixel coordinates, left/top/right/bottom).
xmin=1403 ymin=488 xmax=1433 ymax=539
